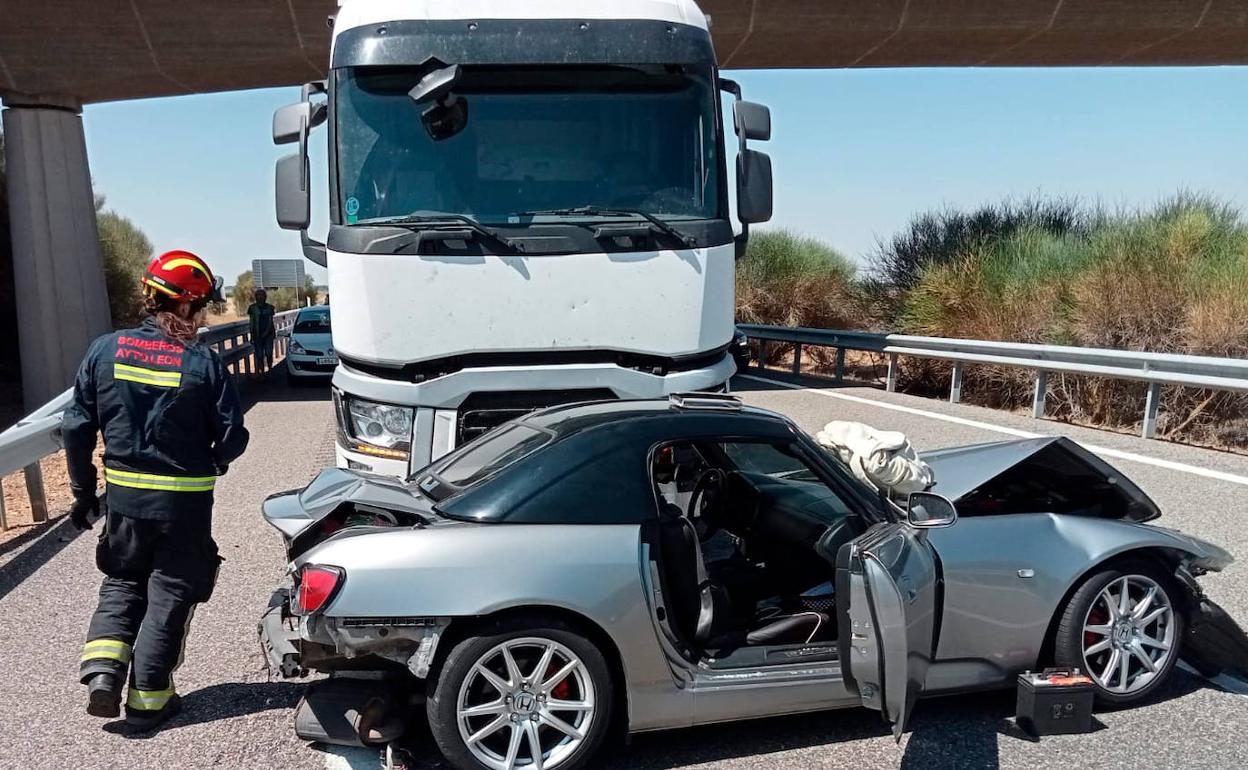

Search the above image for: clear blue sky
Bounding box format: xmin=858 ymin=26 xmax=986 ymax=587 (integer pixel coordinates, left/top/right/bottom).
xmin=82 ymin=66 xmax=1248 ymax=283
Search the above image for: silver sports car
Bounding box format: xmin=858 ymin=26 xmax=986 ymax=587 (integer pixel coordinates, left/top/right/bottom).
xmin=259 ymin=394 xmax=1242 ymax=770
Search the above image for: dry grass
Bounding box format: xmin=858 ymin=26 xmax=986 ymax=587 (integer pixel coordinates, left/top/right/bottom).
xmin=736 ymin=229 xmax=863 ymax=366
xmin=1 ymin=451 xmax=77 ymax=545
xmin=895 ymin=195 xmax=1248 ymax=449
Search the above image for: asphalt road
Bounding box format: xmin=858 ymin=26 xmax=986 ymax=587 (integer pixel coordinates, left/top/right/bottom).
xmin=2 ymin=373 xmax=1246 ymax=770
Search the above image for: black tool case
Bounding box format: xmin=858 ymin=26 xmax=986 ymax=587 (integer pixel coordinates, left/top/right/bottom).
xmin=1015 ymin=669 xmax=1095 ymax=736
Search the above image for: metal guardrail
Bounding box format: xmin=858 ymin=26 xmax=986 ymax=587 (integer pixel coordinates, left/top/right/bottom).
xmin=737 ymin=323 xmax=1248 ymax=440
xmin=0 ymin=310 xmax=298 ymax=531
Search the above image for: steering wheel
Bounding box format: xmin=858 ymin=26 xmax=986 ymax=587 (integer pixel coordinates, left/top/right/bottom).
xmin=689 ymin=468 xmax=727 ymax=542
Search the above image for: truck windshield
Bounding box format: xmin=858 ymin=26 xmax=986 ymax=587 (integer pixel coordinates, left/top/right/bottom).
xmin=335 ymin=65 xmax=721 ymax=226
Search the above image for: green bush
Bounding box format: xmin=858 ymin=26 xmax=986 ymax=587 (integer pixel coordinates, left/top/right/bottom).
xmin=871 ymin=197 xmax=1087 ymax=323
xmin=736 ymin=229 xmax=862 ymax=365
xmin=97 ymin=209 xmax=153 ymax=328
xmin=896 ymin=194 xmax=1248 ymax=446
xmin=736 ymin=229 xmax=858 ymax=327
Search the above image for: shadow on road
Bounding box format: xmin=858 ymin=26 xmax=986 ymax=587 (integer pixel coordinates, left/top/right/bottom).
xmin=898 ymin=669 xmax=1208 ymax=770
xmin=0 ymin=514 xmax=92 ymax=602
xmin=600 ymin=709 xmax=891 ymax=769
xmin=237 ymin=370 xmax=333 ymax=413
xmin=731 ymin=369 xmax=861 ymax=394
xmin=102 ymin=681 xmax=305 ymax=738
xmin=901 ymin=691 xmax=1029 ymax=770
xmin=390 ymin=670 xmax=1211 ymax=769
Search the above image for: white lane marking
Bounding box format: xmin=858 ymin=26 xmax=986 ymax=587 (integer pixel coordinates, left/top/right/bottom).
xmin=739 ymin=374 xmax=1248 ymax=488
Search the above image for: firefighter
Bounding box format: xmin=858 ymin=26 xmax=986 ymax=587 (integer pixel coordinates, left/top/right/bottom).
xmin=63 ymin=250 xmax=249 ymax=729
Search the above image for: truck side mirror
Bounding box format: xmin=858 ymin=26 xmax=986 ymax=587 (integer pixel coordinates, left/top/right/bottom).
xmin=273 ymin=82 xmax=328 ymax=266
xmin=734 ymin=101 xmax=771 ymax=142
xmin=276 ymin=153 xmax=310 ymax=231
xmin=736 ymin=149 xmax=773 ymax=224
xmin=273 ymin=103 xmax=308 ymax=145
xmin=273 ymin=102 xmax=326 ymax=146
xmin=720 ymin=80 xmax=775 ymax=256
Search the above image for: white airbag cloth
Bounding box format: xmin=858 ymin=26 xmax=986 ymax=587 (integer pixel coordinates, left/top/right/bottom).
xmin=815 ymin=421 xmax=934 ymax=496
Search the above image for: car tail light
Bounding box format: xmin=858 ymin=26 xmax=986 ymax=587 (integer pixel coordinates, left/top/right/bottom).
xmin=295 ymin=565 xmax=344 ymax=614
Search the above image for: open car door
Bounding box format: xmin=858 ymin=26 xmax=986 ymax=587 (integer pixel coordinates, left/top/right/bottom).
xmin=835 ymin=521 xmax=941 ymax=740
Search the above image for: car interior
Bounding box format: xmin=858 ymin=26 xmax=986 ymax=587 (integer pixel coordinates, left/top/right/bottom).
xmin=650 ymin=439 xmax=868 ymax=666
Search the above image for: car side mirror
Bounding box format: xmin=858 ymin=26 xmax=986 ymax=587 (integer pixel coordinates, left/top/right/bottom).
xmin=736 ymin=149 xmax=773 ymax=224
xmin=906 ymin=492 xmax=958 ymax=528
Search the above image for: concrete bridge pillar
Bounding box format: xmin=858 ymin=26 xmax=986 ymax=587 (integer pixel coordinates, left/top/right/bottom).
xmin=2 ymin=96 xmax=111 ymax=410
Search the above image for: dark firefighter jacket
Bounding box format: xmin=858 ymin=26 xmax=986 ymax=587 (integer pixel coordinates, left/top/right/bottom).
xmin=62 ymin=317 xmax=250 ymax=521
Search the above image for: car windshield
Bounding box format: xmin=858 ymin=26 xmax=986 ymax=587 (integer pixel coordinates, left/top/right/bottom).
xmin=335 ymin=65 xmax=721 ymax=227
xmin=417 ymin=423 xmax=552 ymax=501
xmin=720 ymin=441 xmax=822 ymax=483
xmin=293 ymin=311 xmax=330 ymax=334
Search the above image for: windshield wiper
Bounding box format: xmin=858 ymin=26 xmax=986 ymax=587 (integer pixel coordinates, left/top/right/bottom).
xmin=518 ymin=206 xmax=697 ymax=248
xmin=358 ymin=212 xmax=522 ymax=252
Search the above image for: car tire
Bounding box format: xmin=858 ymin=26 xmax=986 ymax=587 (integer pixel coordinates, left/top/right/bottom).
xmin=1053 ymin=560 xmax=1184 ymax=706
xmin=427 ymin=617 xmax=614 ymax=770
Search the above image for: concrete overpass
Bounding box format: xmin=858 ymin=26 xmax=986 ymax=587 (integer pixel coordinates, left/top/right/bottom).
xmin=4 ymin=1 xmax=1247 ymax=103
xmin=3 ymin=0 xmax=1248 ymax=407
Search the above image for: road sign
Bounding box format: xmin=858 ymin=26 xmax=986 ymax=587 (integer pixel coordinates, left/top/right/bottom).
xmin=253 ymin=259 xmax=306 ymax=289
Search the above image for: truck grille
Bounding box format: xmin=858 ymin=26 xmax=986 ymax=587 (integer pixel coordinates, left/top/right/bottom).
xmin=456 ymin=389 xmax=616 ymax=445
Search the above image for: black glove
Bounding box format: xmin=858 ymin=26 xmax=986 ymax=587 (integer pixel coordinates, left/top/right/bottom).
xmin=215 ymin=463 xmax=229 ymax=476
xmin=69 ymin=492 xmax=100 ymax=530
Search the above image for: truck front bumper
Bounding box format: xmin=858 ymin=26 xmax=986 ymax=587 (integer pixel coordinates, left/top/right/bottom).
xmin=332 ymin=353 xmax=738 ymax=476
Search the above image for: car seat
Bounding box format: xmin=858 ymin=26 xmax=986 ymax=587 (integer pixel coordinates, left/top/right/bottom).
xmin=657 ymin=503 xmax=827 ymax=650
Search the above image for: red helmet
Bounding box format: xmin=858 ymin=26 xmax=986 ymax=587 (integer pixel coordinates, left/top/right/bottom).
xmin=142 ymin=250 xmax=222 ymax=303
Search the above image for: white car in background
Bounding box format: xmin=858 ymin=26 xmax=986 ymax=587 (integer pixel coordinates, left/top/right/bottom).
xmin=284 ymin=306 xmax=336 ymax=382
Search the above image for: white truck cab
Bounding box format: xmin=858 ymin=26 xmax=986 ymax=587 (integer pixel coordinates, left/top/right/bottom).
xmin=273 ymin=0 xmax=773 ymax=476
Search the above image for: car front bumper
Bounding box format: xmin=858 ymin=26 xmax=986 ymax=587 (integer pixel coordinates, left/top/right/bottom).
xmin=287 ymin=353 xmax=337 ymax=378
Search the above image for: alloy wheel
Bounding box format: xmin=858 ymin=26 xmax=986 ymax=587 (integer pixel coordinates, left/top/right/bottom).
xmin=1081 ymin=574 xmax=1176 ymax=695
xmin=456 ymin=637 xmax=596 ymax=770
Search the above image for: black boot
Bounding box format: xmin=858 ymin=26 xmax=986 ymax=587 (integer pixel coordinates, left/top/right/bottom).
xmin=124 ymin=693 xmax=182 ymax=731
xmin=85 ymin=673 xmax=122 ymax=718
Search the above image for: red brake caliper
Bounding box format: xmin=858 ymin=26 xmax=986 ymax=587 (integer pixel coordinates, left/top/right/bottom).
xmin=546 ymin=662 xmax=572 ymax=700
xmin=1085 ymin=606 xmax=1108 ymax=650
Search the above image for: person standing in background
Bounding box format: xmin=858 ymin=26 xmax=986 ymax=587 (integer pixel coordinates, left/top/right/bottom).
xmin=247 ymin=288 xmax=276 ymax=376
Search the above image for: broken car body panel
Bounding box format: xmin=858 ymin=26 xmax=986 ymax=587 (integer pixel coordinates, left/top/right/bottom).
xmin=924 ymin=436 xmax=1161 ymax=522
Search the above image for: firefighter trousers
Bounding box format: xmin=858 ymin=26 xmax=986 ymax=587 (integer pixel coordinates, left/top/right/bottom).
xmin=79 ymin=510 xmax=220 ymax=712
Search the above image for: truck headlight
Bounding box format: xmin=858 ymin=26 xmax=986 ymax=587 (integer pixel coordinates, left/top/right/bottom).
xmin=340 ymin=397 xmax=413 ymax=460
